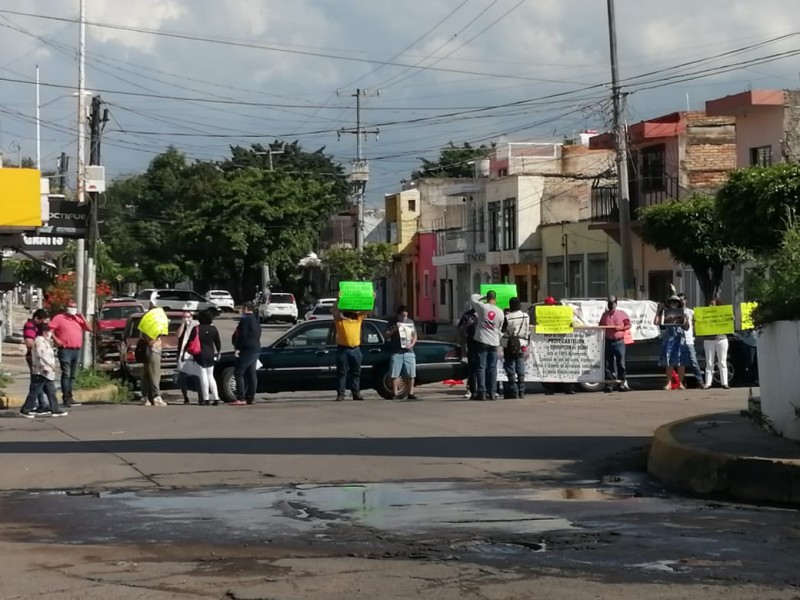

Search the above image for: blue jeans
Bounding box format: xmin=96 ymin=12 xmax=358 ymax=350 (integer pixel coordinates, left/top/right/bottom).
xmin=234 ymin=350 xmax=259 ymax=401
xmin=22 ymin=375 xmax=58 ymax=413
xmin=336 ymin=346 xmax=362 ymax=397
xmin=475 ymin=343 xmax=498 ymax=398
xmin=58 ymin=348 xmax=81 ymax=403
xmin=605 ymin=339 xmax=626 ymax=387
xmin=685 ymin=342 xmax=703 ymax=381
xmin=503 ymin=355 xmax=525 ymax=397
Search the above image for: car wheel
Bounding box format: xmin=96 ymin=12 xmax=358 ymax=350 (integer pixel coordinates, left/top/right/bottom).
xmin=713 ymin=360 xmax=736 ymax=386
xmin=375 ymin=367 xmax=406 ymax=400
xmin=579 ymin=381 xmax=603 ymax=393
xmin=220 ymin=366 xmax=237 ymax=403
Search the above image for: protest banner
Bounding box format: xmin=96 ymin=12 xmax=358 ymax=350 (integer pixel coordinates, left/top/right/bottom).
xmin=534 ymin=305 xmax=574 ymax=334
xmin=741 ymin=302 xmax=758 ymax=331
xmin=496 ymin=329 xmax=605 ymax=383
xmin=564 ymin=299 xmax=660 ymax=341
xmin=338 ymin=281 xmax=374 ymax=311
xmin=694 ymin=305 xmax=735 ymax=336
xmin=479 ymin=283 xmax=517 ymax=310
xmin=138 ymin=307 xmax=169 ymax=339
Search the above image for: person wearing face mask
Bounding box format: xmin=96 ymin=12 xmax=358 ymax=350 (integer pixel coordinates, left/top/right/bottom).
xmin=20 ymin=324 xmax=67 ymax=418
xmin=49 ymin=300 xmax=92 ymax=408
xmin=599 ymin=296 xmax=631 ymax=393
xmin=176 ymin=312 xmax=200 ymax=404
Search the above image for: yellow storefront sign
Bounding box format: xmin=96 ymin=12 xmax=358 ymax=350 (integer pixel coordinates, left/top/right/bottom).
xmin=741 ymin=302 xmax=758 ymax=331
xmin=694 ymin=305 xmax=735 ymax=336
xmin=0 ymin=169 xmax=42 ymax=228
xmin=535 ymin=305 xmax=574 ymax=334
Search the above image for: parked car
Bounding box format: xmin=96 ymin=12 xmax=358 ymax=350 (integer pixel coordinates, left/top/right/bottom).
xmin=119 ymin=311 xmax=186 ymax=385
xmin=134 ymin=289 xmax=220 ymax=315
xmin=306 ymin=304 xmax=334 ymax=321
xmin=303 ymin=297 xmax=337 ymax=320
xmin=96 ymin=300 xmax=146 ymax=362
xmin=205 ymin=289 xmax=235 ymax=312
xmin=258 ymin=292 xmax=299 ymax=324
xmin=214 ymin=319 xmax=468 ymax=401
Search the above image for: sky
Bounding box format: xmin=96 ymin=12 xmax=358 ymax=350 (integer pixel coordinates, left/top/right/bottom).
xmin=0 ymin=0 xmax=799 ymax=207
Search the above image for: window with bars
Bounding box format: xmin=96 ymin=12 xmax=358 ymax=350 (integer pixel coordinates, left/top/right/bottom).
xmin=641 ymin=144 xmax=666 ymax=192
xmin=587 ymin=253 xmax=608 ymax=298
xmin=502 ymin=197 xmax=517 ymax=250
xmin=750 ymin=145 xmax=773 ymax=167
xmin=547 ymin=258 xmax=565 ymax=300
xmin=488 ymin=202 xmax=501 ymax=251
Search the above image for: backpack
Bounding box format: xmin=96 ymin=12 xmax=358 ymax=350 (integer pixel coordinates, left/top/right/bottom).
xmin=506 ymin=334 xmax=523 ymax=358
xmin=458 ymin=310 xmax=478 ymax=340
xmin=134 ymin=338 xmax=148 ymax=363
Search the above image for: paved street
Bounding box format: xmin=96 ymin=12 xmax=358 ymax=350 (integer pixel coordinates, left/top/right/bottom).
xmin=2 ymin=386 xmax=798 ymax=599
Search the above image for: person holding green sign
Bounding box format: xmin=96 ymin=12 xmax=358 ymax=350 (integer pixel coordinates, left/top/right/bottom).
xmin=470 ymin=290 xmax=506 ymax=401
xmin=701 ymin=298 xmax=730 ymax=389
xmin=332 ymin=290 xmax=375 ymax=401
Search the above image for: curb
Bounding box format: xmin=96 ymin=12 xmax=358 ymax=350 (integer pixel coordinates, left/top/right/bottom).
xmin=647 ymin=414 xmax=800 ymax=505
xmin=0 ymin=383 xmax=118 ymax=409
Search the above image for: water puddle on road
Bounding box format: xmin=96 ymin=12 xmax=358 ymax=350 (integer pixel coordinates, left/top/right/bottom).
xmin=2 ymin=481 xmax=674 ymax=546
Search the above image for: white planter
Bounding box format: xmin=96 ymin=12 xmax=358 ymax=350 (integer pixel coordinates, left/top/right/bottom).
xmin=758 ymin=321 xmax=800 ymax=440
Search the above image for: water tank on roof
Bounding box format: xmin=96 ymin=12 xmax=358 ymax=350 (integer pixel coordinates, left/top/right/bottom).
xmin=475 ymin=159 xmax=490 ymax=178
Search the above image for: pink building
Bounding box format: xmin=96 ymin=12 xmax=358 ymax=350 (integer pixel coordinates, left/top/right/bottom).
xmin=415 ymin=232 xmax=437 ymax=322
xmin=706 ymin=89 xmax=800 ymax=167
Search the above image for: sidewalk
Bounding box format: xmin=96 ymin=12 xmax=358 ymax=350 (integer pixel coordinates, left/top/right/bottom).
xmin=648 ymin=410 xmax=800 ymax=505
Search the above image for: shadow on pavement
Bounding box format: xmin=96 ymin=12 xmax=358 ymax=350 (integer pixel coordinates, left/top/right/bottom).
xmin=0 ymin=435 xmax=651 ymax=460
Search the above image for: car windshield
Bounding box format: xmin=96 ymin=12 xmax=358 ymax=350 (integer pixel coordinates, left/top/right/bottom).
xmin=313 ymin=305 xmax=332 ymax=315
xmin=209 ymin=291 xmax=231 ymax=297
xmin=100 ymin=305 xmax=142 ymax=320
xmin=126 ymin=316 xmax=184 ymax=337
xmin=269 ymin=294 xmax=294 ymax=304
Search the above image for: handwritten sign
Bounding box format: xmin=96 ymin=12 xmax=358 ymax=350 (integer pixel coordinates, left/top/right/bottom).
xmin=741 ymin=302 xmax=758 ymax=331
xmin=338 ymin=281 xmax=374 ymax=311
xmin=480 ymin=283 xmax=517 ymax=310
xmin=565 ymin=299 xmax=660 ymax=341
xmin=496 ymin=330 xmax=605 ymax=383
xmin=694 ymin=305 xmax=735 ymax=336
xmin=534 ymin=305 xmax=574 ymax=334
xmin=138 ymin=307 xmax=169 ymax=339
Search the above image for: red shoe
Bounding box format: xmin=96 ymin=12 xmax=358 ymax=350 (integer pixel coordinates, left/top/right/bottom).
xmin=229 ymin=400 xmax=246 ymax=406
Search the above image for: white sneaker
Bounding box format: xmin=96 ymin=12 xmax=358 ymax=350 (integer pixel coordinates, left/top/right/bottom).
xmin=463 ymin=390 xmax=472 ymax=398
xmin=153 ymin=397 xmax=168 ymax=407
xmin=141 ymin=398 xmax=150 ymax=406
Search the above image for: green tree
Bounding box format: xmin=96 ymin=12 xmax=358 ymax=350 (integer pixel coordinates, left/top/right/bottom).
xmin=639 ymin=195 xmax=748 ymax=304
xmin=411 ymin=142 xmax=493 ymax=179
xmin=716 ymin=163 xmax=800 ymax=254
xmin=324 ymin=243 xmax=393 ymax=280
xmin=747 ymin=216 xmax=800 ymax=327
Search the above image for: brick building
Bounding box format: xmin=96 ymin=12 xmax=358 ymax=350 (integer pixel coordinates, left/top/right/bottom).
xmin=589 ymin=111 xmax=736 ymax=301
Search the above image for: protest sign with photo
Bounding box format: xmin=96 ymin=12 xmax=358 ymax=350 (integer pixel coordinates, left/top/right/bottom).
xmin=496 ymin=329 xmax=605 ymax=383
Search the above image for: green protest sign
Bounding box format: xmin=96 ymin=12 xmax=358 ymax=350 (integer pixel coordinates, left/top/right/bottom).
xmin=480 ymin=283 xmax=517 ymax=310
xmin=338 ymin=281 xmax=374 ymax=311
xmin=694 ymin=305 xmax=735 ymax=336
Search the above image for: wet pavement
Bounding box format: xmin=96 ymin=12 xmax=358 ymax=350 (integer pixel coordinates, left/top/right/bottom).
xmin=4 ymin=477 xmax=800 ymax=587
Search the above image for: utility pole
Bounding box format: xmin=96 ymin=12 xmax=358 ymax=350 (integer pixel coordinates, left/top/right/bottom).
xmin=84 ymin=94 xmax=108 ymax=368
xmin=57 ymin=152 xmax=69 ymax=194
xmin=606 ymin=0 xmax=635 ymax=298
xmin=256 ymin=144 xmax=285 ymax=171
xmin=75 ymin=0 xmax=87 ymax=322
xmin=338 ymin=89 xmax=379 ymax=250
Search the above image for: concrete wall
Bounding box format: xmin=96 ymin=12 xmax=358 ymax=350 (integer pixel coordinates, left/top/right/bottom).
xmin=758 ymin=321 xmax=800 ymax=441
xmin=416 ymin=232 xmax=437 ymax=321
xmin=730 ymin=106 xmax=785 ymax=168
xmin=784 ymin=90 xmax=800 ymax=164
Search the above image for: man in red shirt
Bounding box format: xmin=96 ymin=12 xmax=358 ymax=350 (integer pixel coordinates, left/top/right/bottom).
xmin=49 ymin=300 xmax=92 ymax=408
xmin=599 ymin=295 xmax=631 ymax=393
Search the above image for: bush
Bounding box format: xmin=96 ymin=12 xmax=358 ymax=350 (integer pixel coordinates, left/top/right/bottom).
xmin=75 ymin=368 xmax=112 ymax=390
xmin=0 ymin=372 xmax=12 ymax=393
xmin=748 ymin=219 xmax=800 ymax=327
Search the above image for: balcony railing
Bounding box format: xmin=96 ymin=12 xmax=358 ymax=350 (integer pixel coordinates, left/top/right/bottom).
xmin=591 ymin=175 xmax=689 ymax=223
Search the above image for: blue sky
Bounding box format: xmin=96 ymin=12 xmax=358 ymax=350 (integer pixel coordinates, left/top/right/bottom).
xmin=1 ymin=0 xmax=799 ymax=207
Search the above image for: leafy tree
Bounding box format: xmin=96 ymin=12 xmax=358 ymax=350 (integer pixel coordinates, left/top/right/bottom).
xmin=324 ymin=243 xmax=393 ymax=280
xmin=411 ymin=142 xmax=493 ymax=179
xmin=639 ymin=195 xmax=748 ymax=304
xmin=6 ymin=259 xmax=54 ymax=289
xmin=716 ymin=163 xmax=800 ymax=254
xmin=747 ymin=216 xmax=800 ymax=327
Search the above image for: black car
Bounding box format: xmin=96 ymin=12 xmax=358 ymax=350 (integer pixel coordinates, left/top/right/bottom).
xmin=215 ymin=319 xmax=468 ymax=401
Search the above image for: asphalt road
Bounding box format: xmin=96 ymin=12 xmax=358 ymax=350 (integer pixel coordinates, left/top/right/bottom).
xmin=1 ymin=387 xmax=795 ymax=598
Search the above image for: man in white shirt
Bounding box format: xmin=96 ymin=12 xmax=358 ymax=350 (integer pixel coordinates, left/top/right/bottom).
xmin=679 ymin=293 xmax=707 ymax=389
xmin=470 ymin=290 xmax=506 ymax=401
xmin=501 ymin=297 xmax=530 ymax=399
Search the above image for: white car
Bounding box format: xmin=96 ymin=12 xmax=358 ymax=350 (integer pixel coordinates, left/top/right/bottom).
xmin=135 ymin=289 xmax=220 ymax=314
xmin=304 ymin=297 xmax=337 ymax=321
xmin=205 ymin=290 xmax=235 ymax=312
xmin=258 ymin=292 xmax=299 ymax=324
xmin=306 ymin=304 xmax=334 ymax=321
